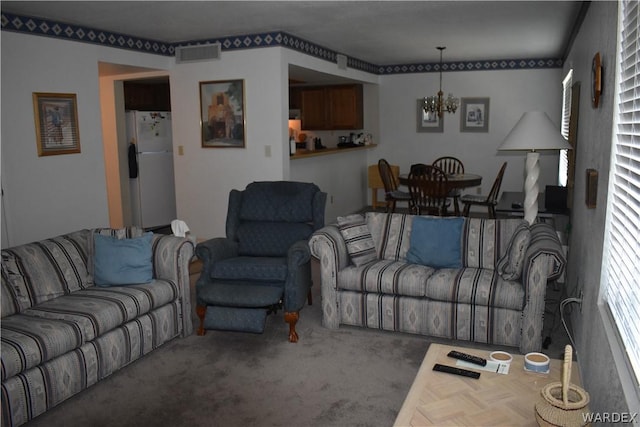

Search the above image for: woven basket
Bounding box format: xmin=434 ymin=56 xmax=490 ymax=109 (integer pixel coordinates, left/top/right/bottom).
xmin=535 ymin=345 xmax=590 ymax=427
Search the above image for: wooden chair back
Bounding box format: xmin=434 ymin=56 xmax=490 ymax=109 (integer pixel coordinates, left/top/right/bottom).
xmin=378 ymin=159 xmax=399 ymax=193
xmin=486 ymin=162 xmax=508 ymax=204
xmin=407 ymin=165 xmax=450 ymax=216
xmin=432 ymin=156 xmax=465 ymax=175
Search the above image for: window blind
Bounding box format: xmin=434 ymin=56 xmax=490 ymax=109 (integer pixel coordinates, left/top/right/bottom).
xmin=602 ymin=0 xmax=640 ymax=386
xmin=558 ymin=70 xmax=573 ymax=186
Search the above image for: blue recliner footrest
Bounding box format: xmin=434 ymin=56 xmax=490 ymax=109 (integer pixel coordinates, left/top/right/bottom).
xmin=204 ymin=306 xmax=268 ymax=333
xmin=198 ymin=283 xmax=283 ymax=308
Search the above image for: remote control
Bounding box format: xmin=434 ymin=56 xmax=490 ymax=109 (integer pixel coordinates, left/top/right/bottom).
xmin=447 ymin=350 xmax=487 ymax=366
xmin=433 ymin=363 xmax=481 ymax=379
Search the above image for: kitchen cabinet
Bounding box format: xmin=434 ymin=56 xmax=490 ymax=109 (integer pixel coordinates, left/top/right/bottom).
xmin=299 ymin=84 xmax=363 ymax=130
xmin=124 ymin=82 xmax=171 ymax=111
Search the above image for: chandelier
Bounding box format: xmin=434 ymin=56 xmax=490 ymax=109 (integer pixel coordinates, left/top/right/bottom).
xmin=423 ymin=47 xmax=459 ymax=118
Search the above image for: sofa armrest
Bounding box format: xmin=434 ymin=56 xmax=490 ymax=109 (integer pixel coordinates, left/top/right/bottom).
xmin=151 ymin=234 xmax=195 ymax=336
xmin=308 ymin=224 xmax=351 ymax=329
xmin=519 ymin=222 xmax=567 ymax=353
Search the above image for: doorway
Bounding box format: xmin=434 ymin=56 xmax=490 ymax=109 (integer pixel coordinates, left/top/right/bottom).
xmin=98 ymin=63 xmax=172 ymax=229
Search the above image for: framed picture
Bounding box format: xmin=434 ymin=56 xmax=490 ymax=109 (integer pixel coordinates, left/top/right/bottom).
xmin=460 ymin=97 xmax=490 ymax=132
xmin=199 ymin=79 xmax=245 ymax=148
xmin=416 ymin=99 xmax=443 ymax=133
xmin=32 ymin=92 xmax=80 ymax=156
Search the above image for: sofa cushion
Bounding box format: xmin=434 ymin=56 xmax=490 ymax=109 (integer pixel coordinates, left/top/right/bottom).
xmin=366 ymin=212 xmax=414 ymax=262
xmin=239 ymin=181 xmax=319 ymax=223
xmin=0 ymin=279 xmax=178 ymax=379
xmin=406 ymin=217 xmax=464 ymax=269
xmin=337 ymin=259 xmax=435 ymax=296
xmin=237 ymin=222 xmax=313 ymax=257
xmin=87 ymin=227 xmax=146 ymax=284
xmin=0 ymin=230 xmax=91 ymax=315
xmin=461 ymin=218 xmax=530 ymax=269
xmin=93 ymin=232 xmax=154 ymax=286
xmin=425 ymin=267 xmax=525 ymax=311
xmin=496 ymin=221 xmax=531 ymax=280
xmin=337 ymin=214 xmax=377 ymax=266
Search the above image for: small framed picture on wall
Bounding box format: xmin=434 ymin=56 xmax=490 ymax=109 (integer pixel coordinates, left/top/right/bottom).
xmin=460 ymin=97 xmax=490 ymax=132
xmin=416 ymin=99 xmax=444 ymax=133
xmin=32 ymin=92 xmax=81 ymax=156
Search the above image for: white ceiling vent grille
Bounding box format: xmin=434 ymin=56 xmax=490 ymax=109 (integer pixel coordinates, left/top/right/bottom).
xmin=175 ymin=43 xmax=221 ymax=64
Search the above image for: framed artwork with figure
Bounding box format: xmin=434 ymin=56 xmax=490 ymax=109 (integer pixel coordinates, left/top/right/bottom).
xmin=460 ymin=97 xmax=490 ymax=132
xmin=199 ymin=79 xmax=246 ymax=148
xmin=32 ymin=92 xmax=81 ymax=156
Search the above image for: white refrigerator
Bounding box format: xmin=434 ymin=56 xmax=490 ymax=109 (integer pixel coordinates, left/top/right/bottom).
xmin=127 ymin=111 xmax=176 ymax=230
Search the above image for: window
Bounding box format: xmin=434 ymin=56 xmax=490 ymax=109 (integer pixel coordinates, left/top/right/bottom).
xmin=558 ymin=70 xmax=573 ymax=186
xmin=601 ymin=0 xmax=640 ymax=403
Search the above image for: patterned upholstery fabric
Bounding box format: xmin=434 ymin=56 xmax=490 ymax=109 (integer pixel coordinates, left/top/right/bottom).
xmin=1 ymin=230 xmax=92 ymax=313
xmin=496 ymin=220 xmax=531 ymax=280
xmin=337 ymin=214 xmax=377 ymax=266
xmin=308 ymin=213 xmax=565 ymax=354
xmin=1 ymin=230 xmax=194 ymax=427
xmin=197 ymin=181 xmax=326 ymax=325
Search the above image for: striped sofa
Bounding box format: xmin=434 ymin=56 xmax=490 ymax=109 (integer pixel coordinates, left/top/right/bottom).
xmin=309 ymin=213 xmax=565 ymax=354
xmin=1 ymin=228 xmax=194 ymax=427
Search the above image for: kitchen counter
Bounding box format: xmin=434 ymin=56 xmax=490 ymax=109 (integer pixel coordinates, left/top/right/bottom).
xmin=290 ymin=144 xmax=377 ymax=159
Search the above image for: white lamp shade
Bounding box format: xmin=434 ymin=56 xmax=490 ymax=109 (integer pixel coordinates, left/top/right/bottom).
xmin=499 ymin=111 xmax=572 ymax=151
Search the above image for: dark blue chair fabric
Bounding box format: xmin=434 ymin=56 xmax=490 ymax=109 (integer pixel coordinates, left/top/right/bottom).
xmin=196 ymin=181 xmax=326 ymax=338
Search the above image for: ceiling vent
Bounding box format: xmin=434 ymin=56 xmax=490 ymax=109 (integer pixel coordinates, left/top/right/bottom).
xmin=175 ymin=43 xmax=221 ymax=64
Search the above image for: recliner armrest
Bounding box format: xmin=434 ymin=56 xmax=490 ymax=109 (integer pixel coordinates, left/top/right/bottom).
xmin=195 ymin=237 xmax=239 ymax=263
xmin=288 ymin=240 xmax=311 ymax=268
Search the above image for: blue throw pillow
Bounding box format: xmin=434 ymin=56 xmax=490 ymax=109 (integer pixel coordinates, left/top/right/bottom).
xmin=93 ymin=232 xmax=153 ymax=286
xmin=406 ymin=217 xmax=464 ymax=268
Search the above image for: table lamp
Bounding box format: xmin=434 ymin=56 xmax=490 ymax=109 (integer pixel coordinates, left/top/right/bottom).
xmin=498 ymin=111 xmax=572 ymax=224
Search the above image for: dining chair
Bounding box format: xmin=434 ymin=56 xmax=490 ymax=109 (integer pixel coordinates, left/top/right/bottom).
xmin=461 ymin=162 xmax=507 ymax=218
xmin=432 ymin=156 xmax=465 ymax=215
xmin=407 ymin=165 xmax=450 ymax=216
xmin=378 ymin=159 xmax=412 ymax=213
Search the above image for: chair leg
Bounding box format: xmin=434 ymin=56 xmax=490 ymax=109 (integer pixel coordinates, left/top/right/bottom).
xmin=284 ymin=311 xmax=299 ymax=343
xmin=463 ymin=203 xmax=471 ymax=217
xmin=453 ymin=196 xmax=460 ymax=216
xmin=196 ymin=305 xmax=206 ymax=336
xmin=489 ymin=205 xmax=496 ymax=219
xmin=307 ymin=289 xmax=313 ymax=306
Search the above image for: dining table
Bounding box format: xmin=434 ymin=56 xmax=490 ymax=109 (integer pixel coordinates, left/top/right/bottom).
xmin=398 ymin=172 xmax=482 ymax=189
xmin=398 ymin=172 xmax=482 ymax=215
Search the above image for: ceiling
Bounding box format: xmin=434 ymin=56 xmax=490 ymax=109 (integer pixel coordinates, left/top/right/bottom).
xmin=2 ymin=1 xmax=586 ymax=66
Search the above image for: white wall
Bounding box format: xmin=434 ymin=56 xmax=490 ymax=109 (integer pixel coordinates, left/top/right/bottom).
xmin=564 ymin=1 xmax=636 ymax=416
xmin=374 ymin=68 xmax=564 ymax=201
xmin=0 ymin=29 xmax=563 ymax=247
xmin=0 ymin=32 xmax=171 ymax=246
xmin=170 ymin=47 xmax=289 ymax=240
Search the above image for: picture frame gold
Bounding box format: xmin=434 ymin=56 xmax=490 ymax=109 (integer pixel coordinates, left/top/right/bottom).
xmin=199 ymin=79 xmax=246 ymax=148
xmin=32 ymin=92 xmax=81 ymax=156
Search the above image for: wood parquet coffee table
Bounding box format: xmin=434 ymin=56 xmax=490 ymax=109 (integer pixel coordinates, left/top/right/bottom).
xmin=394 ymin=343 xmax=582 ymax=426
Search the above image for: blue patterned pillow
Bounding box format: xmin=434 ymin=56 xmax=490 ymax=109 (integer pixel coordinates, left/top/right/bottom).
xmin=406 ymin=216 xmax=464 ymax=268
xmin=338 ymin=214 xmax=377 ymax=266
xmin=94 ymin=232 xmax=153 ymax=286
xmin=497 ymin=221 xmax=531 ymax=281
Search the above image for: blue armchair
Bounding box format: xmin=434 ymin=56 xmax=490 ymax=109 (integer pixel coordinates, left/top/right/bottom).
xmin=195 ymin=181 xmax=326 ymax=342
